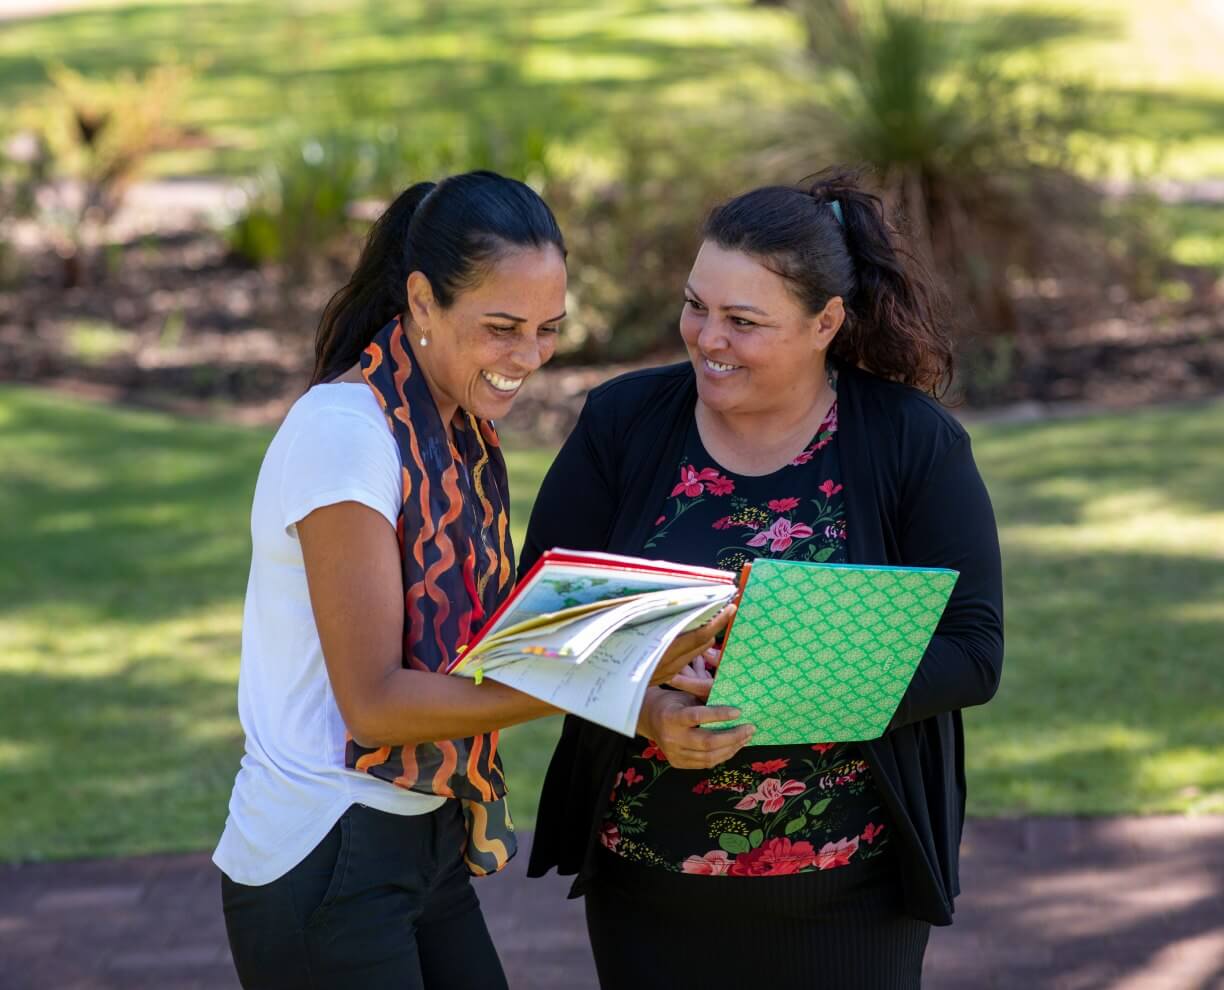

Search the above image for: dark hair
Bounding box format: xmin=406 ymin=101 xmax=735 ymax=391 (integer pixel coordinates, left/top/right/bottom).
xmin=703 ymin=167 xmax=954 ymax=397
xmin=311 ymin=170 xmax=566 ymax=386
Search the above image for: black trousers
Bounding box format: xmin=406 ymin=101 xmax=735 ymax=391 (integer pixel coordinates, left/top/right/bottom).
xmin=585 ymin=848 xmax=930 ymax=990
xmin=220 ymin=802 xmax=508 ymax=990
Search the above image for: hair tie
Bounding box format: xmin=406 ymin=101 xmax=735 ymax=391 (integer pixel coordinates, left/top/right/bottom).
xmin=829 ymin=199 xmax=844 ymax=227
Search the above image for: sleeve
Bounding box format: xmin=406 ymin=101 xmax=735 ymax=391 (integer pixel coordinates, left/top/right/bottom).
xmin=278 ymin=407 xmax=402 ymax=538
xmin=519 ymin=393 xmax=621 ymax=577
xmin=887 ymin=432 xmax=1005 ymax=730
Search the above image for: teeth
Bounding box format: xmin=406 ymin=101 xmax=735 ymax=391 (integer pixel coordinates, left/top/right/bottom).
xmin=704 ymin=357 xmax=740 ymax=373
xmin=482 ymin=370 xmax=523 ymax=393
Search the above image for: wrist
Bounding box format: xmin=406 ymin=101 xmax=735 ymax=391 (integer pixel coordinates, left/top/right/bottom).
xmin=636 ymin=687 xmax=662 ymax=738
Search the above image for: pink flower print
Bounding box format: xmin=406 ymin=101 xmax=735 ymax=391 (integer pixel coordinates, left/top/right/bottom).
xmin=734 ymin=777 xmax=806 ymax=814
xmin=705 ymin=475 xmax=735 ymax=496
xmin=654 ymin=515 xmax=666 ymax=527
xmin=692 ymin=779 xmax=712 ymax=795
xmin=641 ymin=740 xmax=668 ymax=761
xmin=712 ymin=515 xmax=732 ymax=531
xmin=728 ymin=838 xmax=817 ymax=876
xmin=861 ymin=823 xmax=886 ymax=845
xmin=811 ymin=743 xmax=836 ymax=755
xmin=746 ymin=518 xmax=814 ymax=553
xmin=682 ymin=850 xmax=735 ymax=875
xmin=671 ymin=465 xmax=720 ymax=498
xmin=825 ymin=521 xmax=847 ymax=540
xmin=815 ymin=836 xmax=860 ymax=870
xmin=790 ymin=449 xmax=815 ymax=466
xmin=767 ymin=497 xmax=800 ymax=512
xmin=750 ymin=758 xmax=789 ymax=774
xmin=819 ymin=479 xmax=843 ymax=498
xmin=599 ymin=822 xmax=621 ymax=852
xmin=622 ymin=767 xmax=644 ymax=787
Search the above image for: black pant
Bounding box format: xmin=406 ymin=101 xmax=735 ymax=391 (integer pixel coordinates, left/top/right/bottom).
xmin=221 ymin=802 xmax=508 ymax=990
xmin=585 ymin=847 xmax=929 ymax=990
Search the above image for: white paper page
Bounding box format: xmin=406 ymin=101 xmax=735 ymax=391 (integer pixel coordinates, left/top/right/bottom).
xmin=487 ymin=562 xmax=730 ymax=639
xmin=485 ymin=602 xmax=721 ymax=736
xmin=468 ymin=587 xmax=732 ymax=675
xmin=485 ymin=584 xmax=733 ymax=668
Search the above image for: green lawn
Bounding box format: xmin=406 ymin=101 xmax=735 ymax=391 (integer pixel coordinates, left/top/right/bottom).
xmin=0 ymin=385 xmax=1221 ymax=862
xmin=1 ymin=0 xmax=1221 ymax=180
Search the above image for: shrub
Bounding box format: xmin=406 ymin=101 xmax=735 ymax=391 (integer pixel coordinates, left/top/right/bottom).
xmin=781 ymin=0 xmax=1121 ymax=339
xmin=32 ymin=61 xmax=198 ymax=286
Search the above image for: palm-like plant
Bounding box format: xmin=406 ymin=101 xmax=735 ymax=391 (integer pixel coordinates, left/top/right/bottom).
xmin=36 ymin=62 xmax=199 ymax=286
xmin=784 ymin=0 xmax=1105 ymax=339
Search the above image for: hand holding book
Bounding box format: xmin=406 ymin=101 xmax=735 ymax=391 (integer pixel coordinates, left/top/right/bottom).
xmin=668 ymin=645 xmax=722 ymax=701
xmin=635 ymin=686 xmax=755 ymax=770
xmin=648 ymin=607 xmax=736 ymax=690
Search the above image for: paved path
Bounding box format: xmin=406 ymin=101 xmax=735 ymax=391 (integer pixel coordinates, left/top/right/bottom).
xmin=2 ymin=817 xmax=1222 ymax=989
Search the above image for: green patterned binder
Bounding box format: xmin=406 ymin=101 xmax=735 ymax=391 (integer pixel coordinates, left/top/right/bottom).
xmin=706 ymin=560 xmax=958 ymax=744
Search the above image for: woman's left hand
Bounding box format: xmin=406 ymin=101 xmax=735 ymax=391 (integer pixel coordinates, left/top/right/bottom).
xmin=669 ymin=646 xmax=721 ymax=702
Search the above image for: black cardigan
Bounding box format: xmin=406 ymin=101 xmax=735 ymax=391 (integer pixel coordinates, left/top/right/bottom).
xmin=518 ymin=362 xmax=1004 ymax=926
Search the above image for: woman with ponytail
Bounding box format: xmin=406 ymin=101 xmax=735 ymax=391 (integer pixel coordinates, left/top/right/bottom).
xmin=213 ymin=171 xmax=729 ymax=989
xmin=522 ymin=169 xmax=1003 ymax=988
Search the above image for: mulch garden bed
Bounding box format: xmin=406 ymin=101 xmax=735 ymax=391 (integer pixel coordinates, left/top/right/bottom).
xmin=3 ymin=225 xmax=1222 ymax=444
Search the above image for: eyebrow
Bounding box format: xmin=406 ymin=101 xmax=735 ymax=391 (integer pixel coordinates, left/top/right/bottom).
xmin=685 ymin=285 xmax=769 ymax=317
xmin=484 ymin=311 xmax=568 ymax=323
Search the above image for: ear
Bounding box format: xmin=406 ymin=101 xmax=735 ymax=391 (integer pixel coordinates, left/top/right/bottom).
xmin=811 ymin=296 xmax=845 ymax=352
xmin=405 ymin=271 xmax=438 ymax=330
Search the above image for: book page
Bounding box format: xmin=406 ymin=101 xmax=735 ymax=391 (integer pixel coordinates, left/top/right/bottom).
xmin=488 ymin=562 xmax=730 ymax=638
xmin=474 ymin=585 xmax=734 ymax=672
xmin=485 ymin=603 xmax=719 ymax=736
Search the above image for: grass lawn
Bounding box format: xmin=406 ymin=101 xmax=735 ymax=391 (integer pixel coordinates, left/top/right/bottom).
xmin=0 ymin=385 xmax=1221 ymax=862
xmin=0 ymin=0 xmax=1221 ymax=180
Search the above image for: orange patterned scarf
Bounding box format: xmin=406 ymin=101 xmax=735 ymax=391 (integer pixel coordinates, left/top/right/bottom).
xmin=346 ymin=316 xmax=517 ymax=875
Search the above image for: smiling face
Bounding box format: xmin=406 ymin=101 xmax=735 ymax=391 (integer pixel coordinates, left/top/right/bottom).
xmin=407 ymin=244 xmax=567 ymax=422
xmin=679 ymin=240 xmax=843 ymax=418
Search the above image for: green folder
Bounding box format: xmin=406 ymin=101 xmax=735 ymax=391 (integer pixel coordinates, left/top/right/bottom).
xmin=706 ymin=559 xmax=959 ymax=744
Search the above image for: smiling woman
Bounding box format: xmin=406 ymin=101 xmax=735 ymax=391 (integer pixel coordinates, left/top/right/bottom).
xmin=522 ymin=168 xmax=1002 ymax=989
xmin=213 ymin=171 xmax=734 ymax=990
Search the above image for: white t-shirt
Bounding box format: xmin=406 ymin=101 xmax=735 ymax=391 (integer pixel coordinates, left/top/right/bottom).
xmin=213 ymin=383 xmax=445 ymax=887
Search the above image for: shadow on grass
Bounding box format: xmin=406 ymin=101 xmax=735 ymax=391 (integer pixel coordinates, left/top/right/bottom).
xmin=973 ymin=400 xmax=1224 ymax=527
xmin=968 ymin=537 xmax=1223 ymax=814
xmin=0 ymin=660 xmax=242 ymax=861
xmin=0 ymin=388 xmax=268 ymax=621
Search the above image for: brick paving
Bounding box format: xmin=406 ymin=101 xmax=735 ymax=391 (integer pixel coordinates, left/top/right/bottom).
xmin=2 ymin=817 xmax=1221 ymax=990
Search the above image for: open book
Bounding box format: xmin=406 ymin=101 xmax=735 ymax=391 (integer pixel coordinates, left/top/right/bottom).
xmin=447 ymin=550 xmax=738 ymax=736
xmin=449 ymin=550 xmax=957 ymax=741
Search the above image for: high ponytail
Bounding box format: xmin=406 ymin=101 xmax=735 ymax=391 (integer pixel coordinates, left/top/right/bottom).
xmin=310 ymin=171 xmax=566 ymax=387
xmin=311 ymin=182 xmax=435 ymax=386
xmin=703 ymin=167 xmax=954 ymax=397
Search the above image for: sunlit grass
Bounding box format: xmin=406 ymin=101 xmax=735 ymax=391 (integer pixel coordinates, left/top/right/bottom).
xmin=0 ymin=0 xmax=1219 ymax=179
xmin=0 ymin=384 xmax=559 ymax=860
xmin=964 ymin=399 xmax=1224 ymax=816
xmin=1 ymin=386 xmax=1221 ymax=862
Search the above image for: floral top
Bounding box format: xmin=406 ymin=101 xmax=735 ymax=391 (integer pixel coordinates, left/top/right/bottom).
xmin=601 ymin=395 xmax=895 ymax=879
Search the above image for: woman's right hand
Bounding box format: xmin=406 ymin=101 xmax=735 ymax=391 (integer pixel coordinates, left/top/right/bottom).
xmin=648 ymin=603 xmax=736 ymax=688
xmin=635 ymin=686 xmax=755 ymax=769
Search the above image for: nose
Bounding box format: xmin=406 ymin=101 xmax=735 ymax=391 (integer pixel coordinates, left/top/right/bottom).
xmin=696 ymin=315 xmax=730 ymax=354
xmin=510 ymin=333 xmax=546 ymax=375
